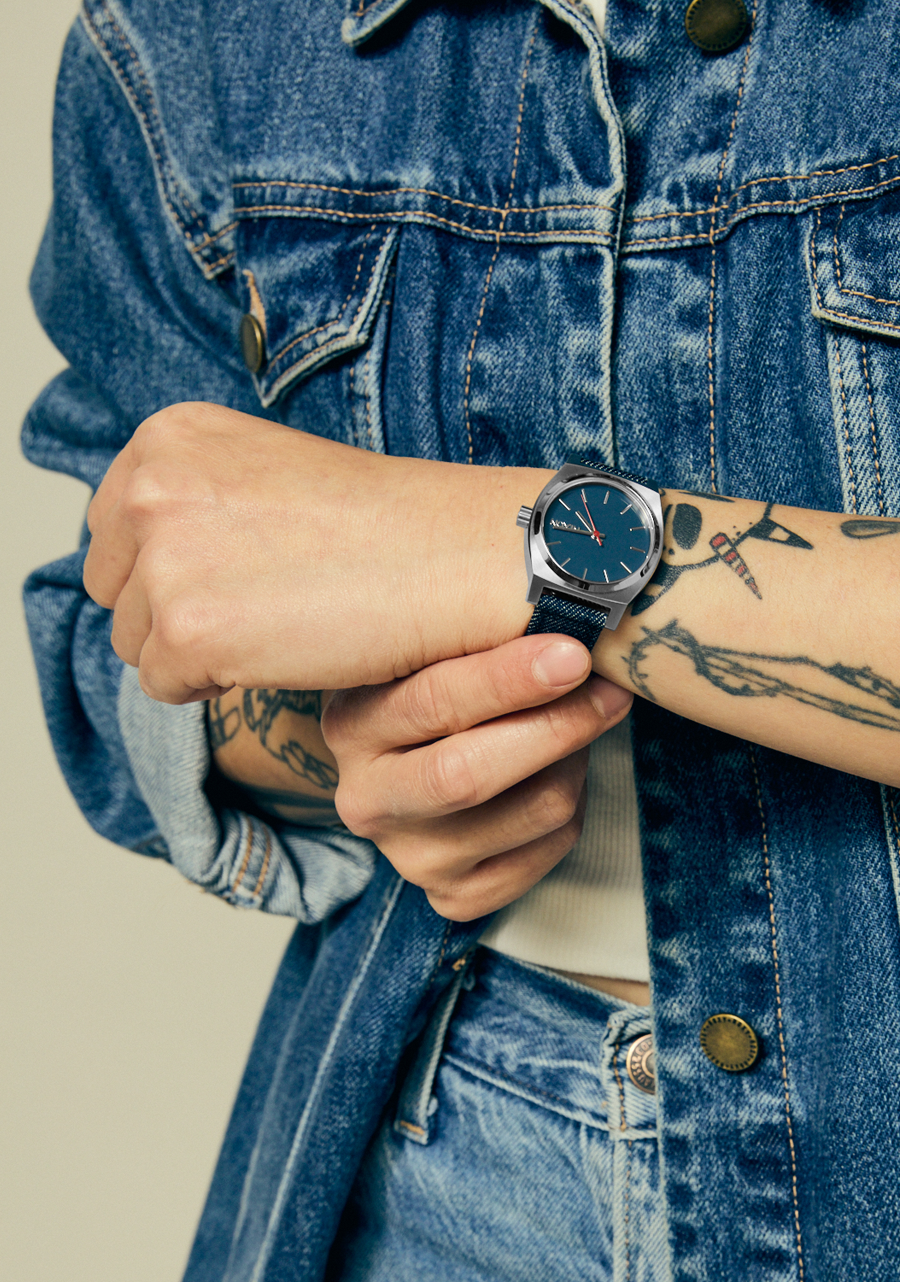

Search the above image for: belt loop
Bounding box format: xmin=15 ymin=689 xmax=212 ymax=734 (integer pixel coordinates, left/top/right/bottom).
xmin=393 ymin=952 xmax=473 ymax=1145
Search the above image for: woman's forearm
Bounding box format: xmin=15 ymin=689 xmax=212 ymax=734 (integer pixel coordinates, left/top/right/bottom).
xmin=592 ymin=490 xmax=900 ymax=786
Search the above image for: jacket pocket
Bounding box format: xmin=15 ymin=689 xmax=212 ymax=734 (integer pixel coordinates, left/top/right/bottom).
xmin=807 ymin=195 xmax=900 ymax=519
xmin=809 ymin=196 xmax=900 ymax=340
xmin=235 ymin=217 xmax=400 ymax=408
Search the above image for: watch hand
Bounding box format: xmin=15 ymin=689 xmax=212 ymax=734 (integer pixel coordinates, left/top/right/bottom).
xmin=580 ymin=491 xmax=604 ymax=545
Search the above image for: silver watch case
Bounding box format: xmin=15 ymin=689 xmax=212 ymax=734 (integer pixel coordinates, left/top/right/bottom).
xmin=517 ymin=463 xmax=664 ymax=630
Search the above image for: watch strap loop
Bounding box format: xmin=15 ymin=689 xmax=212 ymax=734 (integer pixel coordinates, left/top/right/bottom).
xmin=524 ymin=590 xmax=608 ymax=650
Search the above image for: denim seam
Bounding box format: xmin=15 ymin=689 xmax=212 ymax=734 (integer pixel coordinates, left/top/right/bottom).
xmin=267 ymin=226 xmax=376 ymax=366
xmin=832 ymin=335 xmax=858 ymax=513
xmin=251 ymin=873 xmax=406 ymax=1281
xmin=749 ymin=745 xmax=805 ymax=1280
xmin=233 ymin=204 xmax=613 ymax=244
xmin=251 ymin=827 xmax=273 ymax=898
xmin=443 ymin=1051 xmax=612 ymax=1129
xmin=626 ymin=152 xmax=900 ymax=225
xmin=832 ymin=204 xmax=900 ymax=308
xmin=860 ymin=344 xmax=886 ymax=516
xmin=705 ymin=0 xmax=758 ymax=491
xmin=231 ymin=817 xmax=255 ymax=896
xmin=81 ymin=2 xmax=231 ymax=276
xmin=463 ymin=15 xmax=539 ymax=464
xmin=811 ymin=205 xmax=900 ymax=335
xmin=626 ymin=174 xmax=900 ymax=249
xmin=266 ymin=238 xmax=390 ymax=392
xmin=233 ymin=180 xmax=615 ymax=218
xmin=364 ymin=333 xmax=377 ymax=451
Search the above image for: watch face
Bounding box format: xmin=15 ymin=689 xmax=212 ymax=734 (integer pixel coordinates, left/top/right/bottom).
xmin=542 ymin=481 xmax=653 ymax=585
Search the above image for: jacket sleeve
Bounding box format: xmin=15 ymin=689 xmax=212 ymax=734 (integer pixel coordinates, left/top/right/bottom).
xmin=22 ymin=8 xmax=377 ymax=921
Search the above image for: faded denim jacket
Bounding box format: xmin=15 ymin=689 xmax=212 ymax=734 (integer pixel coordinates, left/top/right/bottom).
xmin=23 ymin=0 xmax=900 ymax=1277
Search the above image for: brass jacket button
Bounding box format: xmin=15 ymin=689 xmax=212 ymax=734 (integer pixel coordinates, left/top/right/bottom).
xmin=626 ymin=1033 xmax=656 ymax=1094
xmin=685 ymin=0 xmax=749 ymax=53
xmin=240 ymin=312 xmax=266 ymax=373
xmin=700 ymin=1013 xmax=760 ymax=1071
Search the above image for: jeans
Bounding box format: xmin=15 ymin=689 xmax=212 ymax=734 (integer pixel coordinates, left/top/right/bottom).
xmin=331 ymin=948 xmax=669 ymax=1281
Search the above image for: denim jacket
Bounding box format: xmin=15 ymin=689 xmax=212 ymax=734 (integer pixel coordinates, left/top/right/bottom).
xmin=24 ymin=0 xmax=900 ymax=1277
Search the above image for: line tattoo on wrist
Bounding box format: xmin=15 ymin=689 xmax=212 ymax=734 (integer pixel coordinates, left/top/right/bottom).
xmin=627 ymin=620 xmax=900 ymax=732
xmin=208 ymin=689 xmax=338 ymax=792
xmin=632 ymin=498 xmax=813 ymax=616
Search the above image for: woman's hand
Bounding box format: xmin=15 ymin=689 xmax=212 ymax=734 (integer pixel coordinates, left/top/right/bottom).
xmin=83 ymin=402 xmax=546 ymax=702
xmin=320 ymin=635 xmax=632 ymax=921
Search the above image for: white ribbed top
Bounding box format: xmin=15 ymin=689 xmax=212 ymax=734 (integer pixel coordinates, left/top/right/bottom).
xmin=479 ymin=715 xmax=650 ymax=982
xmin=581 ymin=0 xmax=608 ymax=35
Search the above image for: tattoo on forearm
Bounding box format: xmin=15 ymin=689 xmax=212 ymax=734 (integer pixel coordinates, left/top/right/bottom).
xmin=841 ymin=518 xmax=900 ymax=539
xmin=208 ymin=688 xmax=338 ymax=792
xmin=632 ymin=499 xmax=813 ymax=615
xmin=627 ymin=620 xmax=900 ymax=733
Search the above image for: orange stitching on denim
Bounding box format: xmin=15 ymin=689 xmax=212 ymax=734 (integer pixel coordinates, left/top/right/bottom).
xmin=269 ymin=241 xmax=388 ymax=391
xmin=709 ymin=0 xmax=757 ymax=243
xmin=749 ymin=746 xmax=805 ymax=1282
xmin=252 ymin=827 xmax=273 ymax=897
xmin=205 ymin=251 xmax=235 ymax=273
xmin=833 ymin=338 xmax=858 ymax=514
xmin=831 ymin=204 xmax=900 ymax=308
xmin=98 ymin=2 xmax=202 ymax=222
xmin=232 ymin=204 xmax=612 ymax=242
xmin=269 ymin=227 xmax=376 ymax=365
xmin=626 ymin=152 xmax=900 ymax=225
xmin=197 ymin=221 xmax=238 ymax=249
xmin=232 ymin=819 xmax=255 ymax=895
xmin=704 ymin=0 xmax=756 ymax=491
xmin=813 ymin=212 xmax=859 ymax=513
xmin=624 ymin=174 xmax=900 ymax=248
xmin=233 ymin=180 xmax=615 ymax=218
xmin=861 ymin=344 xmax=886 ymax=517
xmin=707 ymin=247 xmax=718 ymax=492
xmin=463 ymin=17 xmax=538 ymax=465
xmin=396 ymin=1120 xmax=427 ymax=1136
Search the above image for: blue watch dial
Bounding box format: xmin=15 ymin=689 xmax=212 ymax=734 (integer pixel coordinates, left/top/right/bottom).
xmin=542 ymin=481 xmax=652 ymax=585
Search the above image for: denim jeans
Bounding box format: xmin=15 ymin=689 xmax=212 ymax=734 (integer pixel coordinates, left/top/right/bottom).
xmin=331 ymin=948 xmax=668 ymax=1282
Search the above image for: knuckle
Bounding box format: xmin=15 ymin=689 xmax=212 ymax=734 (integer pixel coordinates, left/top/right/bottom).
xmin=418 ymin=744 xmax=480 ymax=813
xmin=332 ymin=783 xmax=378 ymax=840
xmin=400 ymin=667 xmax=455 ymax=737
xmin=530 ymin=775 xmax=582 ymax=832
xmin=154 ymin=594 xmax=213 ymax=656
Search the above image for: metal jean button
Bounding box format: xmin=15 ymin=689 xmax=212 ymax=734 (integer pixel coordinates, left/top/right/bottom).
xmin=625 ymin=1033 xmax=656 ymax=1094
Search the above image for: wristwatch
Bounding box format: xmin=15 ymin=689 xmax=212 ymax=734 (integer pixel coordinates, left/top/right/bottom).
xmin=516 ymin=454 xmax=664 ymax=649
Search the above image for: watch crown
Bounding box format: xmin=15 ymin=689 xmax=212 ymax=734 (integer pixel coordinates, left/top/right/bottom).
xmin=516 ymin=505 xmax=533 ymax=529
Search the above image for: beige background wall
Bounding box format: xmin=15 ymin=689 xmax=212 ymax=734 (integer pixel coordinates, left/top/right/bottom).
xmin=1 ymin=6 xmax=295 ymax=1278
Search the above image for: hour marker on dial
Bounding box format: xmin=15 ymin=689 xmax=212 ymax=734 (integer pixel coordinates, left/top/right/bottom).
xmin=620 ymin=561 xmax=631 ymax=573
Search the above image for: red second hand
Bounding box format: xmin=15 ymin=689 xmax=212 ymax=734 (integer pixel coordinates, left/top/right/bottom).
xmin=581 ymin=490 xmax=603 ymax=545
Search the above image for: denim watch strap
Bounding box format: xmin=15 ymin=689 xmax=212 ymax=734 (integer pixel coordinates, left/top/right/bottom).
xmin=565 ymin=453 xmax=657 ymax=491
xmin=525 ymin=590 xmax=608 ymax=649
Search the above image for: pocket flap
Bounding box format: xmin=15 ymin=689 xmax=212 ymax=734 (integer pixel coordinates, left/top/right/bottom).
xmin=237 ymin=219 xmax=400 ymax=407
xmin=809 ymin=196 xmax=900 ymax=340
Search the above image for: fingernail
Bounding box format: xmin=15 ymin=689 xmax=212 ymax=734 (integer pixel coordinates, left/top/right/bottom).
xmin=587 ymin=675 xmax=633 ymax=719
xmin=533 ymin=641 xmax=591 ymax=688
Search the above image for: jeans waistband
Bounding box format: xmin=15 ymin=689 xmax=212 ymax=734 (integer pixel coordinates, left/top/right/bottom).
xmin=435 ymin=947 xmax=657 ymax=1137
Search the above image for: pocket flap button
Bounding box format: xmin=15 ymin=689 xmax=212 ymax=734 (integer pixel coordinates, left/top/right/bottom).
xmin=240 ymin=313 xmax=266 ymax=373
xmin=685 ymin=0 xmax=749 ymax=53
xmin=699 ymin=1013 xmax=759 ymax=1071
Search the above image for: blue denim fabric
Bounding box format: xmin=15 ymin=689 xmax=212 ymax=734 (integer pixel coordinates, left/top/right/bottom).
xmin=21 ymin=0 xmax=900 ymax=1278
xmin=331 ymin=947 xmax=667 ymax=1282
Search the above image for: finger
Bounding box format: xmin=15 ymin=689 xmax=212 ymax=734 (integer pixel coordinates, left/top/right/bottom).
xmin=425 ymin=780 xmax=590 ymax=922
xmin=85 ymin=436 xmax=137 ymax=535
xmin=323 ymin=633 xmax=594 ymax=757
xmin=335 ymin=675 xmax=631 ymax=831
xmin=108 ymin=570 xmax=153 ymax=668
xmin=374 ymin=748 xmax=590 ymax=881
xmin=83 ymin=493 xmax=143 ymax=609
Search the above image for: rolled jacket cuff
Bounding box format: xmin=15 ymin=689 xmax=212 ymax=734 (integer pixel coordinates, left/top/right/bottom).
xmin=118 ymin=667 xmax=376 ymax=921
